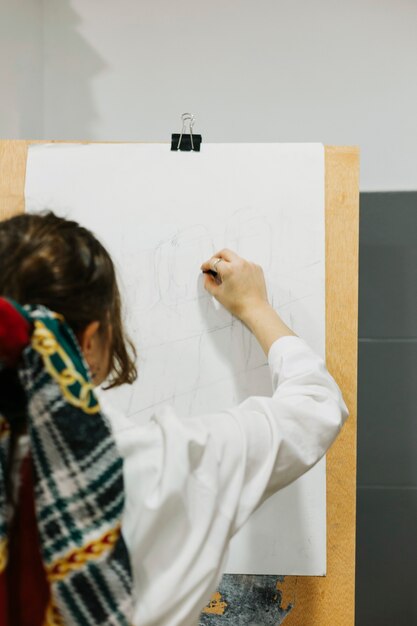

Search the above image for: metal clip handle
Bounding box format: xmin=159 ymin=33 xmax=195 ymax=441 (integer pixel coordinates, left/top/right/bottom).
xmin=177 ymin=113 xmax=195 ymax=151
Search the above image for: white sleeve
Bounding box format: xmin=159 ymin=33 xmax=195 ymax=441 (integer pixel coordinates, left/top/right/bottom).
xmin=186 ymin=335 xmax=349 ymax=536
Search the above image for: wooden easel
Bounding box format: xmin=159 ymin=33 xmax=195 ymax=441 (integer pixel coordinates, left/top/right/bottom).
xmin=0 ymin=140 xmax=359 ymax=626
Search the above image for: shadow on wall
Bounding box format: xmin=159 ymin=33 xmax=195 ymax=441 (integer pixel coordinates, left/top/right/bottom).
xmin=43 ymin=0 xmax=107 ymax=139
xmin=0 ymin=0 xmax=43 ymax=138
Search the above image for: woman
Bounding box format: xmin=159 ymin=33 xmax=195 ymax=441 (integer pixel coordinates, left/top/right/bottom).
xmin=0 ymin=212 xmax=348 ymax=626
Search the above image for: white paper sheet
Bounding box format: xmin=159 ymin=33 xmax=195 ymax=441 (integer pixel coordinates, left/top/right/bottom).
xmin=25 ymin=142 xmax=326 ymax=575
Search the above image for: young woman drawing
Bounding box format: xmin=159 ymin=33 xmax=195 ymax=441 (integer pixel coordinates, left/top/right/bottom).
xmin=0 ymin=212 xmax=348 ymax=626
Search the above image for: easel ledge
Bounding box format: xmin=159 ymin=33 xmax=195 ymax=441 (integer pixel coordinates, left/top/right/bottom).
xmin=0 ymin=141 xmax=359 ymax=626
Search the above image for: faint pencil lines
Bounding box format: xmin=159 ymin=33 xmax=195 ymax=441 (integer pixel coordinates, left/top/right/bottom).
xmin=129 ymin=362 xmax=269 ymax=418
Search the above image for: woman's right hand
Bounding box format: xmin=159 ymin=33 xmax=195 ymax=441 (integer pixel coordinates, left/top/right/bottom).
xmin=200 ymin=249 xmax=269 ymax=321
xmin=201 ymin=248 xmax=296 ymax=355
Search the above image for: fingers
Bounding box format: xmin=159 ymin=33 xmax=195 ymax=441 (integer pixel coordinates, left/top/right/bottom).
xmin=200 ymin=257 xmax=219 ymax=272
xmin=200 ymin=257 xmax=227 ymax=279
xmin=213 ymin=248 xmax=240 ymax=263
xmin=200 ymin=249 xmax=240 ymax=274
xmin=202 ymin=272 xmax=220 ymax=295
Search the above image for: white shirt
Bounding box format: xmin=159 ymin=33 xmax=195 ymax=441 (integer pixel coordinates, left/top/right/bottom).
xmin=100 ymin=335 xmax=349 ymax=626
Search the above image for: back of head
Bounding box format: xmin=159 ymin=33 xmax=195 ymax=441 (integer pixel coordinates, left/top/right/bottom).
xmin=0 ymin=212 xmax=136 ymax=388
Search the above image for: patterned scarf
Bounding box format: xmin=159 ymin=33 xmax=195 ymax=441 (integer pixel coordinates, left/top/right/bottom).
xmin=0 ymin=298 xmax=133 ymax=625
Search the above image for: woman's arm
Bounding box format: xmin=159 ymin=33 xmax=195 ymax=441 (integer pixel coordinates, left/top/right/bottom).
xmin=198 ymin=248 xmax=348 ymax=534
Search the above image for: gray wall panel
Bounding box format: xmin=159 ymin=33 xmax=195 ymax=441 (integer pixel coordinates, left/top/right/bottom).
xmin=359 ymin=192 xmax=417 ymax=338
xmin=357 ymin=340 xmax=417 ymax=487
xmin=356 ymin=191 xmax=417 ymax=626
xmin=356 ymin=487 xmax=417 ymax=626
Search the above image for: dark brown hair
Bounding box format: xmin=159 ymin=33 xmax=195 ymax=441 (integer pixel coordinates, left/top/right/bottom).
xmin=0 ymin=211 xmax=137 ymax=388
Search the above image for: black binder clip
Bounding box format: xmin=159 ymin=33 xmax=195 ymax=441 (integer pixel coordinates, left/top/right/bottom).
xmin=171 ymin=113 xmax=202 ymax=152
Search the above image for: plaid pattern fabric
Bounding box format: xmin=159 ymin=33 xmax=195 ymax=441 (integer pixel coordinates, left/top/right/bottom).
xmin=0 ymin=301 xmax=133 ymax=625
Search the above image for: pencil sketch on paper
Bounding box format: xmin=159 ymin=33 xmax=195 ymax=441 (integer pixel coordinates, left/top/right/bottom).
xmin=24 ymin=142 xmax=326 ymax=576
xmin=117 ymin=208 xmax=280 ymax=423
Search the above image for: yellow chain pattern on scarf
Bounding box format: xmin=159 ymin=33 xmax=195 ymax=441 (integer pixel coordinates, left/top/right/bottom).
xmin=31 ymin=320 xmax=99 ymax=415
xmin=46 ymin=524 xmax=121 ymax=582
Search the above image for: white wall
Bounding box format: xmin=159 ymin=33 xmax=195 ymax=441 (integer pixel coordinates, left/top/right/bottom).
xmin=3 ymin=1 xmax=417 ymax=190
xmin=0 ymin=0 xmax=43 ymax=138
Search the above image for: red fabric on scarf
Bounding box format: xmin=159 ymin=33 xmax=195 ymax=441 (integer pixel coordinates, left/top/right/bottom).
xmin=1 ymin=454 xmax=50 ymax=626
xmin=0 ymin=299 xmax=31 ymax=368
